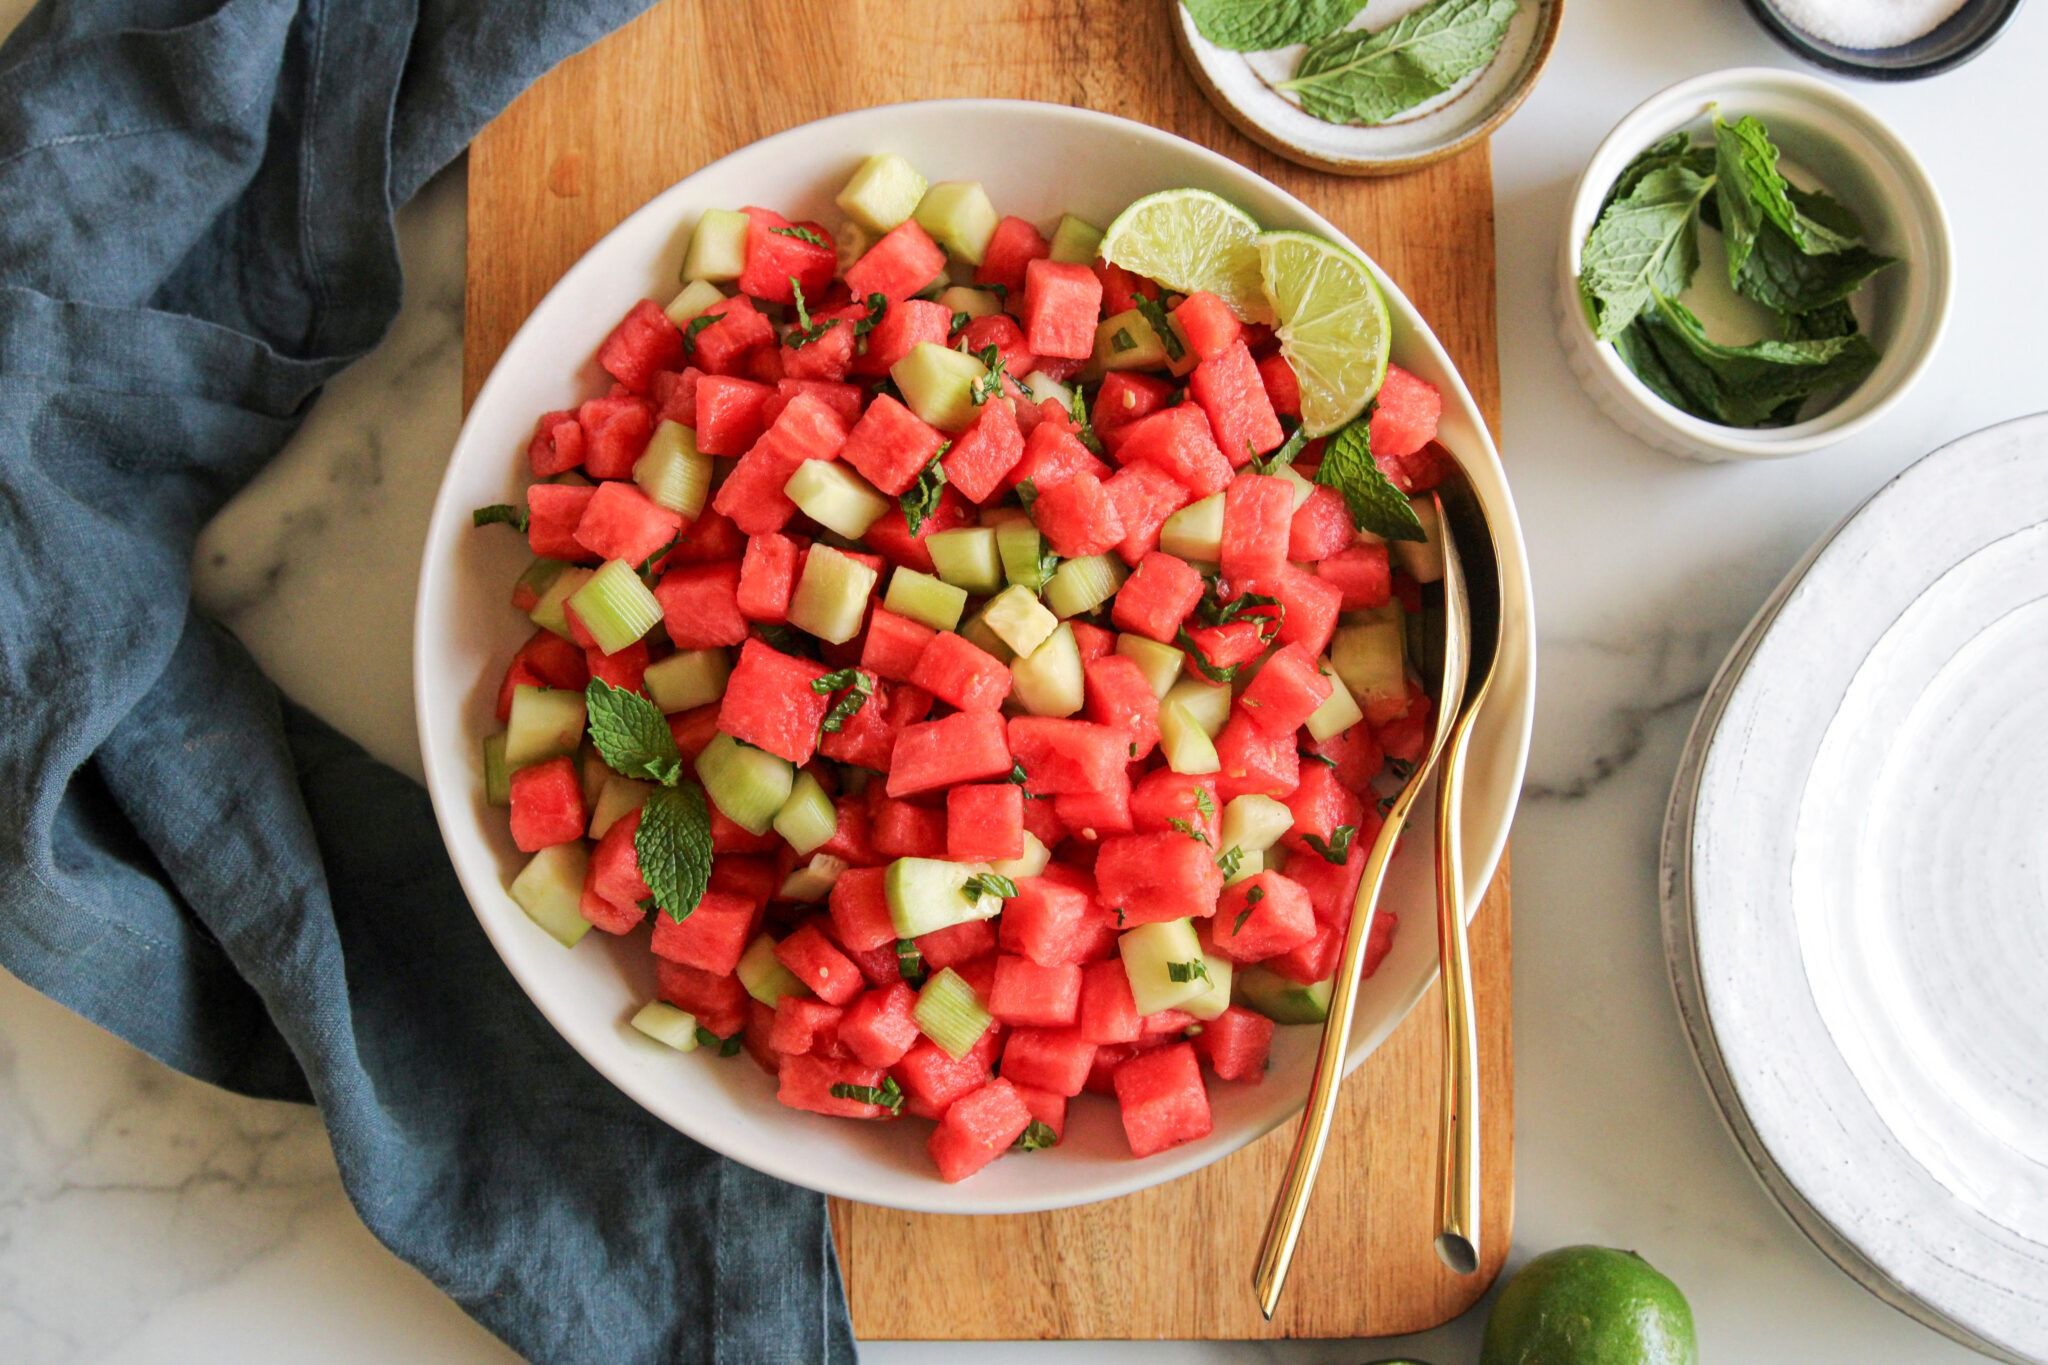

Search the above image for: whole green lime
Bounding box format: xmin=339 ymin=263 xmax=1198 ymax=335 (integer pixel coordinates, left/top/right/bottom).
xmin=1481 ymin=1245 xmax=1697 ymax=1365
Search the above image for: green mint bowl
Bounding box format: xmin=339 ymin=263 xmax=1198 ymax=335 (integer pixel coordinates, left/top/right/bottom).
xmin=1555 ymin=67 xmax=1953 ymax=462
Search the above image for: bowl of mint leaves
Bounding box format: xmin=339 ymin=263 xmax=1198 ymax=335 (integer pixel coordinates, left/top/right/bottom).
xmin=1175 ymin=0 xmax=1564 ymax=175
xmin=1559 ymin=67 xmax=1953 ymax=462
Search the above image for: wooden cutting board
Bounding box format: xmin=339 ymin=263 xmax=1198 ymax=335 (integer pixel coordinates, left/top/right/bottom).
xmin=465 ymin=0 xmax=1513 ymax=1340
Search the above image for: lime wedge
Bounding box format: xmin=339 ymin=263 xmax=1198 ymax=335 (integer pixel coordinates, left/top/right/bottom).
xmin=1100 ymin=189 xmax=1274 ymax=325
xmin=1254 ymin=229 xmax=1392 ymax=436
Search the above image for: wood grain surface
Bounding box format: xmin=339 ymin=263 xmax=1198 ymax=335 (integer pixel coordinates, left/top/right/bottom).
xmin=465 ymin=0 xmax=1513 ymax=1339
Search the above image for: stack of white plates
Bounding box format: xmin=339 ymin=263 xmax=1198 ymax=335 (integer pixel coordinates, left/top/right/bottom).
xmin=1663 ymin=413 xmax=2048 ymax=1364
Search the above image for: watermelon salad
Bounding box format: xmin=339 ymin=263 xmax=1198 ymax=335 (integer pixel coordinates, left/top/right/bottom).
xmin=473 ymin=153 xmax=1451 ymax=1183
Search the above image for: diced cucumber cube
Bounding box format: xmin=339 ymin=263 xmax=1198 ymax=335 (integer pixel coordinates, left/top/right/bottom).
xmin=663 ymin=279 xmax=726 ymax=329
xmin=915 ymin=966 xmax=993 ymax=1060
xmin=884 ymin=566 xmax=968 ymax=632
xmin=786 ymin=459 xmax=890 ymax=539
xmin=509 ymin=843 xmax=591 ymax=948
xmin=570 ymin=560 xmax=663 ymax=655
xmin=505 ymin=684 xmax=587 ymax=767
xmin=891 ymin=341 xmax=987 ymax=434
xmin=1303 ymin=662 xmax=1365 ymax=742
xmin=990 ymin=829 xmax=1052 ymax=881
xmin=1116 ymin=633 xmax=1186 ymax=698
xmin=926 ymin=527 xmax=1004 ymax=595
xmin=1272 ymin=461 xmax=1317 ymax=511
xmin=885 ymin=856 xmax=1002 ymax=938
xmin=836 ymin=153 xmax=929 ymax=235
xmin=1222 ymin=846 xmax=1264 ymax=886
xmin=912 ymin=181 xmax=1000 ymax=265
xmin=779 ymin=853 xmax=850 ymax=903
xmin=1093 ymin=307 xmax=1171 ymax=372
xmin=1010 ymin=621 xmax=1084 ymax=718
xmin=1182 ymin=932 xmax=1235 ymax=1022
xmin=589 ymin=776 xmax=655 ymax=839
xmin=630 ymin=1001 xmax=701 ymax=1051
xmin=643 ymin=647 xmax=730 ymax=714
xmin=773 ymin=770 xmax=838 ymax=855
xmin=694 ymin=732 xmax=794 ymax=835
xmin=936 ymin=285 xmax=1003 ymax=320
xmin=997 ymin=521 xmax=1054 ymax=592
xmin=1220 ymin=794 xmax=1294 ymax=853
xmin=737 ymin=934 xmax=811 ymax=1007
xmin=957 ymin=607 xmax=1016 ymax=664
xmin=1158 ymin=701 xmax=1222 ymax=775
xmin=1164 ymin=676 xmax=1233 ymax=738
xmin=1160 ymin=494 xmax=1225 ymax=562
xmin=529 ymin=566 xmax=595 ymax=639
xmin=788 ymin=544 xmax=880 ymax=644
xmin=682 ymin=207 xmax=749 ymax=282
xmin=1047 ymin=213 xmax=1104 ymax=265
xmin=983 ymin=583 xmax=1058 ymax=658
xmin=636 ymin=420 xmax=712 ymax=519
xmin=1118 ymin=918 xmax=1211 ymax=1016
xmin=482 ymin=733 xmax=512 ymax=807
xmin=1332 ymin=616 xmax=1407 ymax=718
xmin=1044 ymin=554 xmax=1126 ymax=619
xmin=1018 ymin=369 xmax=1074 ymax=408
xmin=1392 ymin=497 xmax=1444 ymax=585
xmin=1237 ymin=965 xmax=1334 ymax=1025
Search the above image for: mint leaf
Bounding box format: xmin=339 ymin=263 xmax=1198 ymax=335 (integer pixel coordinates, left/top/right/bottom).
xmin=1176 ymin=626 xmax=1241 ymax=684
xmin=637 ymin=532 xmax=681 ymax=583
xmin=896 ymin=937 xmax=928 ymax=988
xmin=1601 ymin=132 xmax=1714 ymax=215
xmin=1014 ymin=1118 xmax=1060 ymax=1151
xmin=584 ymin=679 xmax=683 ymax=785
xmin=961 ymin=872 xmax=1017 ymax=902
xmin=1134 ymin=296 xmax=1185 ymax=362
xmin=636 ymin=781 xmax=712 ymax=923
xmin=829 ymin=1075 xmax=906 ymax=1113
xmin=1069 ymin=385 xmax=1103 ymax=455
xmin=1250 ymin=419 xmax=1308 ymax=474
xmin=1015 ymin=478 xmax=1039 ymax=516
xmin=1216 ymin=844 xmax=1245 ymax=878
xmin=1194 ymin=787 xmax=1215 ymax=820
xmin=852 ymin=292 xmax=888 ymax=338
xmin=1314 ymin=416 xmax=1428 ymax=542
xmin=771 ymin=224 xmax=826 ymax=246
xmin=683 ymin=313 xmax=720 ymax=352
xmin=1579 ymin=163 xmax=1713 ymax=341
xmin=1167 ymin=816 xmax=1212 ymax=846
xmin=1732 ymin=221 xmax=1892 ymax=316
xmin=1633 ymin=294 xmax=1879 ymax=428
xmin=1280 ymin=0 xmax=1518 ymax=126
xmin=968 ymin=344 xmax=1007 ymax=406
xmin=900 ymin=454 xmax=949 ymax=535
xmin=472 ymin=503 xmax=528 ymax=532
xmin=1166 ymin=958 xmax=1210 ymax=984
xmin=1302 ymin=824 xmax=1357 ymax=864
xmin=1779 ymin=299 xmax=1859 ymax=342
xmin=812 ymin=667 xmax=875 ymax=733
xmin=1183 ymin=0 xmax=1362 ymax=51
xmin=1712 ymin=114 xmax=1808 ymax=283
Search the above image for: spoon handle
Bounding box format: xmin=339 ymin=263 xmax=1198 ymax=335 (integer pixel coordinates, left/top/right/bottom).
xmin=1432 ymin=710 xmax=1483 ymax=1275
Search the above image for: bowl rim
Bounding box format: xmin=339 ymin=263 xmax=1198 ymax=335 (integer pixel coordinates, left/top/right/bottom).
xmin=1739 ymin=0 xmax=2028 ymax=82
xmin=415 ymin=96 xmax=1535 ymax=1213
xmin=1560 ymin=66 xmax=1954 ymax=459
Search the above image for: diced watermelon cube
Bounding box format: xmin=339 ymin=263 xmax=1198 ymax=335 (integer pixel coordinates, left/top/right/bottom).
xmin=1004 ymin=419 xmax=1112 ymax=495
xmin=1195 ymin=1005 xmax=1275 ymax=1082
xmin=998 ymin=1027 xmax=1095 ymax=1098
xmin=768 ymin=377 xmax=863 ymax=427
xmin=1069 ymin=621 xmax=1115 ymax=662
xmin=911 ymin=631 xmax=1011 ymax=712
xmin=1257 ymin=352 xmax=1301 ymax=418
xmin=1214 ymin=872 xmax=1317 ymax=962
xmin=1267 ymin=919 xmax=1342 ymax=985
xmin=1093 ymin=261 xmax=1159 ymax=316
xmin=1247 ymin=564 xmax=1343 ymax=658
xmin=845 ymin=219 xmax=947 ymax=302
xmin=1115 ymin=403 xmax=1232 ymax=498
xmin=852 ymin=297 xmax=953 ymax=377
xmin=1214 ymin=712 xmax=1301 ymax=803
xmin=1031 ymin=470 xmax=1124 ymax=557
xmin=650 ymin=890 xmax=757 ymax=975
xmin=528 ymin=408 xmax=585 ymax=477
xmin=507 ymin=756 xmax=585 ymax=851
xmin=842 ymin=394 xmax=946 ymax=496
xmin=1103 ymin=460 xmax=1192 ymax=565
xmin=1000 ymin=876 xmax=1101 ymax=966
xmin=928 ymin=1077 xmax=1032 ymax=1181
xmin=1368 ymin=363 xmax=1441 ymax=459
xmin=598 ymin=299 xmax=685 ymax=394
xmin=1054 ymin=780 xmax=1133 ymax=840
xmin=819 ymin=679 xmax=898 ymax=772
xmin=716 ymin=637 xmax=832 ymax=764
xmin=689 ymin=295 xmax=778 ymax=376
xmin=840 ymin=983 xmax=921 ymax=1068
xmin=958 ymin=313 xmax=1036 ymax=380
xmin=710 ymin=799 xmax=782 ymax=853
xmin=710 ymin=855 xmax=779 ymax=907
xmin=737 ymin=532 xmax=800 ymax=622
xmin=915 ymin=919 xmax=997 ymax=974
xmin=860 ymin=485 xmax=972 ymax=573
xmin=1077 ymin=959 xmax=1142 ymax=1043
xmin=1284 ymin=833 xmax=1368 ymax=926
xmin=1282 ymin=762 xmax=1368 ymax=862
xmin=1191 ymin=339 xmax=1284 ymax=465
xmin=893 ymin=1031 xmax=1000 ymax=1117
xmin=514 ymin=630 xmax=590 ymax=692
xmin=1239 ymin=643 xmax=1333 ymax=736
xmin=667 ymin=704 xmax=722 ymax=762
xmin=1094 ymin=373 xmax=1175 ymax=442
xmin=1083 ymin=654 xmax=1162 ymax=760
xmin=1006 ymin=717 xmax=1127 ymax=796
xmin=1011 ymin=1084 xmax=1068 ymax=1143
xmin=1170 ymin=291 xmax=1243 ymax=361
xmin=654 ymin=561 xmax=747 ymax=649
xmin=1022 ymin=259 xmax=1103 ymax=360
xmin=988 ymin=956 xmax=1082 ymax=1028
xmin=775 ymin=921 xmax=866 ymax=1006
xmin=942 ymin=398 xmax=1026 ymax=505
xmin=740 ymin=207 xmax=836 ymax=306
xmin=496 ymin=662 xmax=545 ymax=722
xmin=1220 ymin=473 xmax=1294 ymax=580
xmin=573 ymin=480 xmax=684 ymax=565
xmin=1142 ymin=1008 xmax=1199 ymax=1036
xmin=778 ymin=310 xmax=858 ymax=383
xmin=769 ymin=997 xmax=845 ymax=1057
xmin=886 ymin=711 xmax=1013 ymax=797
xmin=1316 ymin=543 xmax=1392 ymax=610
xmin=1289 ymin=485 xmax=1355 ymax=561
xmin=712 ymin=392 xmax=851 ymax=535
xmin=693 ymin=374 xmax=774 ymax=455
xmin=1181 ymin=619 xmax=1268 ymax=674
xmin=576 ymin=394 xmax=656 ymax=479
xmin=777 ymin=1051 xmax=894 ymax=1119
xmin=656 ymin=957 xmax=746 ymax=1038
xmin=591 ymin=808 xmax=651 ymax=905
xmin=974 ymin=215 xmax=1051 ymax=291
xmin=1095 ymin=831 xmax=1224 ymax=925
xmin=827 ymin=865 xmax=896 ymax=952
xmin=579 ymin=873 xmax=643 ymax=936
xmin=1113 ymin=1041 xmax=1213 ymax=1157
xmin=946 ymin=784 xmax=1024 ymax=862
xmin=652 ymin=366 xmax=700 ymax=427
xmin=1128 ymin=769 xmax=1220 ymax=844
xmin=859 ymin=606 xmax=936 ymax=683
xmin=1111 ymin=550 xmax=1203 ymax=643
xmin=584 ymin=639 xmax=648 ymax=693
xmin=740 ymin=998 xmax=781 ymax=1074
xmin=1308 ymin=721 xmax=1385 ymax=797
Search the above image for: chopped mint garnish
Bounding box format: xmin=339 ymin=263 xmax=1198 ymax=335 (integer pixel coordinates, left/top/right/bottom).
xmin=472 ymin=503 xmax=528 ymax=533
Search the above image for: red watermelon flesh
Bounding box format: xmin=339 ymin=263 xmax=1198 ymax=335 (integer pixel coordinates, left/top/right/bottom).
xmin=928 ymin=1077 xmax=1033 ymax=1181
xmin=1077 ymin=959 xmax=1142 ymax=1044
xmin=1128 ymin=769 xmax=1220 ymax=845
xmin=959 ymin=313 xmax=1036 ymax=380
xmin=1220 ymin=472 xmax=1295 ymax=580
xmin=526 ymin=483 xmax=598 ymax=562
xmin=859 ymin=606 xmax=936 ymax=683
xmin=649 ymin=890 xmax=755 ymax=976
xmin=598 ymin=298 xmax=685 ymax=394
xmin=1256 ymin=352 xmax=1301 ymax=418
xmin=852 ymin=297 xmax=952 ymax=377
xmin=1190 ymin=339 xmax=1284 ymax=465
xmin=1113 ymin=1041 xmax=1212 ymax=1157
xmin=909 ymin=630 xmax=1012 ymax=712
xmin=573 ymin=479 xmax=683 ymax=565
xmin=1094 ymin=372 xmax=1175 ymax=442
xmin=654 ymin=561 xmax=748 ymax=650
xmin=1213 ymin=872 xmax=1317 ymax=962
xmin=739 ymin=207 xmax=836 ymax=306
xmin=736 ymin=531 xmax=800 ymax=622
xmin=1083 ymin=654 xmax=1162 ymax=761
xmin=1195 ymin=1006 xmax=1274 ymax=1082
xmin=712 ymin=392 xmax=850 ymax=535
xmin=945 ymin=783 xmax=1024 ymax=862
xmin=1368 ymin=363 xmax=1441 ymax=459
xmin=1238 ymin=643 xmax=1332 ymax=737
xmin=1003 ymin=419 xmax=1111 ymax=495
xmin=1215 ymin=712 xmax=1301 ymax=803
xmin=828 ymin=865 xmax=896 ymax=952
xmin=1115 ymin=403 xmax=1232 ymax=498
xmin=1288 ymin=485 xmax=1355 ymax=561
xmin=988 ymin=956 xmax=1082 ymax=1029
xmin=576 ymin=394 xmax=656 ymax=479
xmin=845 ymin=219 xmax=947 ymax=302
xmin=942 ymin=398 xmax=1025 ymax=504
xmin=689 ymin=295 xmax=777 ymax=375
xmin=999 ymin=1027 xmax=1095 ymax=1098
xmin=841 ymin=393 xmax=946 ymax=496
xmin=1103 ymin=460 xmax=1192 ymax=565
xmin=1111 ymin=550 xmax=1203 ymax=643
xmin=840 ymin=983 xmax=921 ymax=1068
xmin=1030 ymin=470 xmax=1125 ymax=558
xmin=1170 ymin=291 xmax=1242 ymax=362
xmin=775 ymin=922 xmax=865 ymax=1005
xmin=886 ymin=711 xmax=1013 ymax=797
xmin=657 ymin=958 xmax=746 ymax=1037
xmin=508 ymin=756 xmax=585 ymax=852
xmin=778 ymin=1052 xmax=894 ymax=1118
xmin=716 ymin=637 xmax=832 ymax=764
xmin=1094 ymin=831 xmax=1224 ymax=925
xmin=974 ymin=215 xmax=1051 ymax=291
xmin=528 ymin=408 xmax=585 ymax=477
xmin=1006 ymin=717 xmax=1127 ymax=796
xmin=1022 ymin=259 xmax=1103 ymax=360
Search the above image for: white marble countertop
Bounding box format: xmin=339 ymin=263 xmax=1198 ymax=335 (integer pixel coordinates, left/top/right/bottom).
xmin=4 ymin=0 xmax=2042 ymax=1360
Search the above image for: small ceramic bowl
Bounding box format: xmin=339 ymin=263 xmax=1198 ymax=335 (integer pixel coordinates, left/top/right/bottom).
xmin=1742 ymin=0 xmax=2027 ymax=81
xmin=1556 ymin=68 xmax=1953 ymax=463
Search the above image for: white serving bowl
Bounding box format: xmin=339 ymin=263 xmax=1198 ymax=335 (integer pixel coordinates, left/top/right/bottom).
xmin=415 ymin=99 xmax=1534 ymax=1214
xmin=1556 ymin=68 xmax=1953 ymax=462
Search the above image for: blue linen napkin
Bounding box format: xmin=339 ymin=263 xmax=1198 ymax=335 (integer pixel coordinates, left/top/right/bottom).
xmin=0 ymin=3 xmax=857 ymax=1360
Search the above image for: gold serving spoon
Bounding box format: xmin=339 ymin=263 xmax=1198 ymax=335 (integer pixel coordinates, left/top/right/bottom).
xmin=1253 ymin=488 xmax=1471 ymax=1318
xmin=1428 ymin=459 xmax=1504 ymax=1277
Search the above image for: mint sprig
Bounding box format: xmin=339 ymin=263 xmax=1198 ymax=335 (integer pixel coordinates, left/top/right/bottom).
xmin=583 ymin=680 xmax=711 ymax=923
xmin=900 ymin=454 xmax=949 ymax=535
xmin=812 ymin=667 xmax=876 ymax=733
xmin=1302 ymin=824 xmax=1358 ymax=865
xmin=585 ymin=679 xmax=683 ymax=784
xmin=1314 ymin=416 xmax=1428 ymax=542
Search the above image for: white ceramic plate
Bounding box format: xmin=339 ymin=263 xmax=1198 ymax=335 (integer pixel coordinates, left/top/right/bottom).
xmin=1664 ymin=413 xmax=2048 ymax=1362
xmin=1174 ymin=0 xmax=1563 ymax=175
xmin=415 ymin=100 xmax=1534 ymax=1214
